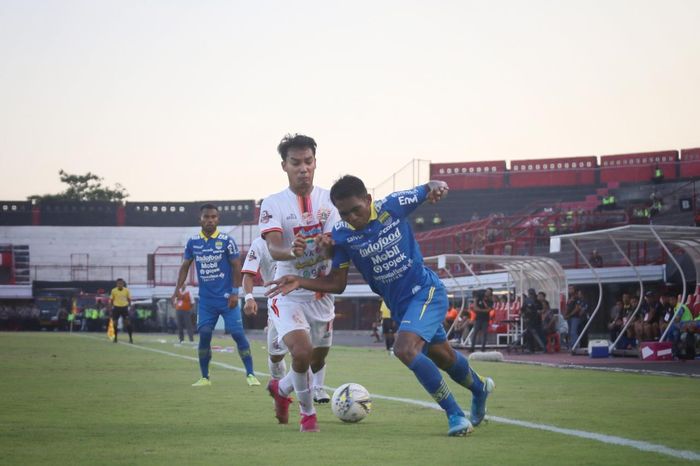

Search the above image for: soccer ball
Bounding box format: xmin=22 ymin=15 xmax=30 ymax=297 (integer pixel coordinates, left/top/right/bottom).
xmin=331 ymin=383 xmax=372 ymax=423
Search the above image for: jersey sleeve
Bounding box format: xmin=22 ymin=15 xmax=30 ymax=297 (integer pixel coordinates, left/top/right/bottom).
xmin=241 ymin=240 xmax=262 ymax=275
xmin=331 ymin=229 xmax=351 ymax=270
xmin=183 ymin=238 xmax=194 ymax=261
xmin=259 ymin=197 xmax=283 ymax=237
xmin=226 ymin=236 xmax=240 ymax=261
xmin=381 ymin=184 xmax=429 ymax=219
xmin=323 ymin=204 xmax=341 ymax=234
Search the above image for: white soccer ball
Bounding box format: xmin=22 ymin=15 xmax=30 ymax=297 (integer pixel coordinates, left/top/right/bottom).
xmin=331 ymin=383 xmax=372 ymax=423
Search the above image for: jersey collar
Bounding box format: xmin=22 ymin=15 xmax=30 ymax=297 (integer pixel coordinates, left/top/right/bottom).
xmin=347 ymin=202 xmax=378 ymax=231
xmin=199 ymin=229 xmax=220 ymax=240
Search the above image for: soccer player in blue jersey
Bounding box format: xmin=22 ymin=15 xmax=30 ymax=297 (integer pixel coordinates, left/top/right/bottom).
xmin=174 ymin=204 xmax=260 ymax=387
xmin=267 ymin=175 xmax=494 ymax=436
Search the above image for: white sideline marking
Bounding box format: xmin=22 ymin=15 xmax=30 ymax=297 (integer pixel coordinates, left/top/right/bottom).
xmin=82 ymin=335 xmax=700 ymax=462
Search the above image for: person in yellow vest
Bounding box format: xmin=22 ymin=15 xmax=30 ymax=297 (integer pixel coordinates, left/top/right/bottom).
xmin=380 ymin=300 xmax=395 ymax=354
xmin=110 ymin=278 xmax=133 ymax=343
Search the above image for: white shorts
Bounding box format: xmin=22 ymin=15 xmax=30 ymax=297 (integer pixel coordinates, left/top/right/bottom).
xmin=268 ymin=295 xmax=334 ymax=348
xmin=266 ymin=317 xmax=288 ymax=357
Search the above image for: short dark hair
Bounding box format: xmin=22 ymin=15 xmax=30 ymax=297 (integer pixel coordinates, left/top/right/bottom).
xmin=277 ymin=133 xmax=317 ymax=160
xmin=330 ymin=175 xmax=367 ymax=204
xmin=116 ymin=278 xmax=125 ymax=284
xmin=200 ymin=203 xmax=218 ymax=212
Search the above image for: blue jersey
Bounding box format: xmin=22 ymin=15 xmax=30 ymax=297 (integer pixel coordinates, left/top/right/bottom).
xmin=184 ymin=230 xmax=240 ymax=303
xmin=331 ymin=185 xmax=442 ymax=320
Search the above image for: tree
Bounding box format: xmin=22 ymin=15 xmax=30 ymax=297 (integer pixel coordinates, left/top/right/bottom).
xmin=29 ymin=170 xmax=129 ymax=202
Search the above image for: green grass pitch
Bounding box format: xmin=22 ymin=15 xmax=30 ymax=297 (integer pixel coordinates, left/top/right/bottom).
xmin=0 ymin=332 xmax=697 ymax=465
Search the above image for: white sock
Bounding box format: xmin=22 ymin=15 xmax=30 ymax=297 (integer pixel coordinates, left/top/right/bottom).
xmin=312 ymin=364 xmax=326 ymax=390
xmin=291 ymin=369 xmax=315 ymax=415
xmin=268 ymin=358 xmax=287 ymax=380
xmin=278 ymin=370 xmax=294 ymax=397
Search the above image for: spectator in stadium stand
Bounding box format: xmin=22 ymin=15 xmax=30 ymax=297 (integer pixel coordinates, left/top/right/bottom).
xmin=470 ymin=288 xmax=493 ymax=353
xmin=173 ymin=286 xmax=194 ymax=343
xmin=649 ymin=191 xmax=663 ymax=216
xmin=589 ymin=249 xmax=603 ymax=268
xmin=432 ymin=212 xmax=443 ymax=226
xmin=652 ymin=165 xmax=664 ymax=183
xmin=634 ymin=290 xmax=663 ymax=342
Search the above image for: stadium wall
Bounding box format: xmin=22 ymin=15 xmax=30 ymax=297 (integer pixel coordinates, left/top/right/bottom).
xmin=0 ymin=225 xmax=259 ymax=284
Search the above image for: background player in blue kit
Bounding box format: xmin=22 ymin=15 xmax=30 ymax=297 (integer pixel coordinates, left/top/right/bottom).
xmin=267 ymin=175 xmax=494 ymax=437
xmin=174 ymin=204 xmax=260 ymax=387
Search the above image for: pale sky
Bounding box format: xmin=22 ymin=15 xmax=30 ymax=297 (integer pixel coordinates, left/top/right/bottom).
xmin=1 ymin=0 xmax=698 ymax=202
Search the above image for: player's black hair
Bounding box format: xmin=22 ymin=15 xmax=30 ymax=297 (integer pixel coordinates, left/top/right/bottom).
xmin=277 ymin=133 xmax=317 ymax=160
xmin=330 ymin=175 xmax=368 ymax=203
xmin=200 ymin=203 xmax=218 ymax=212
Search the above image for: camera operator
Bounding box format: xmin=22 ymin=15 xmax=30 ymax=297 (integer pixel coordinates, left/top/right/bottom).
xmin=521 ymin=288 xmax=545 ymax=352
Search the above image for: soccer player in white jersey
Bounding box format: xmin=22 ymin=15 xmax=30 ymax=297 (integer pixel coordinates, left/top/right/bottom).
xmin=241 ymin=237 xmax=288 ymax=380
xmin=242 ymin=237 xmax=332 ymax=396
xmin=259 ymin=133 xmax=339 ymax=433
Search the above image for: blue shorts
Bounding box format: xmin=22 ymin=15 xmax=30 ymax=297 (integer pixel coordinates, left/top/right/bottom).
xmin=396 ymin=283 xmax=448 ymax=345
xmin=197 ymin=299 xmax=243 ymax=333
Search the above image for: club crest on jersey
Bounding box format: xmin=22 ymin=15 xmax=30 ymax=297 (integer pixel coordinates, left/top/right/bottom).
xmin=248 ymin=250 xmax=257 ymax=260
xmin=260 ymin=210 xmax=272 ymax=224
xmin=301 ymin=211 xmax=314 ymax=224
xmin=317 ymin=207 xmax=332 ymax=225
xmin=215 ymin=241 xmax=223 ymax=249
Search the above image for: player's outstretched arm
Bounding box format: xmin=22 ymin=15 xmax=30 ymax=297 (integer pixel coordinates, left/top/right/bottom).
xmin=265 ymin=268 xmax=348 ymax=298
xmin=265 ymin=231 xmax=306 ymax=261
xmin=425 ymin=180 xmax=449 ymax=204
xmin=173 ymin=259 xmax=193 ymax=300
xmin=241 ymin=273 xmax=258 ymax=317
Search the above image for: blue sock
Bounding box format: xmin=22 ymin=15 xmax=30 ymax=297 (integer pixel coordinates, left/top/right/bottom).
xmin=408 ymin=353 xmax=464 ymax=417
xmin=231 ymin=330 xmax=254 ymax=376
xmin=198 ymin=329 xmax=213 ymax=379
xmin=445 ymin=350 xmax=484 ymax=393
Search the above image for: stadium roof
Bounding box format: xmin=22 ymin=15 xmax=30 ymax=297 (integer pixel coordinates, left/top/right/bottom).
xmin=424 ymin=254 xmax=567 ymax=303
xmin=551 ymin=224 xmax=700 ymax=300
xmin=552 ymin=224 xmax=700 ymax=348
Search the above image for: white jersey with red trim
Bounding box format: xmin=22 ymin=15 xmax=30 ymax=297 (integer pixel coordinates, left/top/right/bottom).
xmin=241 ymin=237 xmax=276 ymax=288
xmin=259 ymin=186 xmax=340 ymax=304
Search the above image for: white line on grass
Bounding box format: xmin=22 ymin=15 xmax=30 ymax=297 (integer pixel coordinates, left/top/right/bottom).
xmin=82 ymin=335 xmax=700 ymax=462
